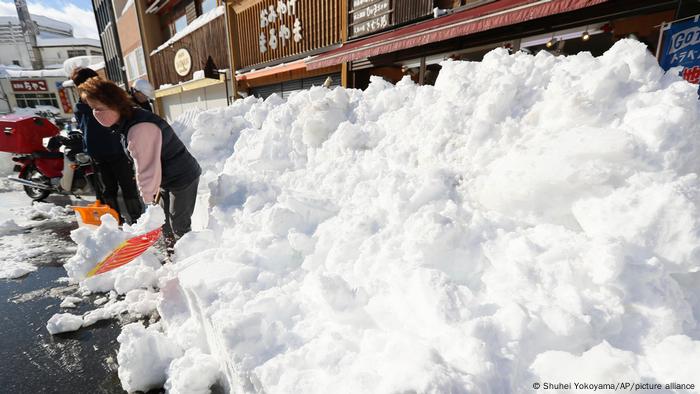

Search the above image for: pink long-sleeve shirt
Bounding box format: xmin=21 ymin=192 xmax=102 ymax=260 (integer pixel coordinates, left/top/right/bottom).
xmin=126 ymin=122 xmax=162 ymax=204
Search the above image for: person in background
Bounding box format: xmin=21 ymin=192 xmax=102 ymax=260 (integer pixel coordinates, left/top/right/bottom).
xmin=130 ymin=79 xmax=154 ymax=112
xmin=79 ymin=77 xmax=201 ymax=247
xmin=70 ymin=68 xmax=143 ymax=224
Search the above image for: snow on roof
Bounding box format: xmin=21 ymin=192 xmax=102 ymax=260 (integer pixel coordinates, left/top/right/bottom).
xmin=37 ymin=37 xmax=101 ymax=48
xmin=0 ymin=14 xmax=72 ymax=34
xmin=3 ymin=68 xmax=67 ymax=78
xmin=150 ymin=5 xmax=225 ymax=56
xmin=89 ymin=61 xmax=105 ymax=71
xmin=0 ymin=65 xmax=20 ymax=77
xmin=61 ymin=56 xmax=105 ymax=75
xmin=32 ymin=14 xmax=73 ymax=34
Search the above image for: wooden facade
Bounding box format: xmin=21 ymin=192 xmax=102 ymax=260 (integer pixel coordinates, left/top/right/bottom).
xmin=149 ymin=13 xmax=229 ymax=88
xmin=234 ymin=0 xmax=343 ymax=69
xmin=395 ymin=0 xmax=433 ymax=25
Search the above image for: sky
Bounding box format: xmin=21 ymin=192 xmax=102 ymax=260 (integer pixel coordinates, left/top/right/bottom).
xmin=0 ymin=0 xmax=98 ymax=39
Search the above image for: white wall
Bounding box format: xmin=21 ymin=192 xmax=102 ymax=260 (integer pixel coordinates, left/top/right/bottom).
xmin=160 ymin=83 xmax=228 ymax=123
xmin=40 ymin=46 xmax=103 ymax=68
xmin=0 ymin=42 xmax=33 ymax=68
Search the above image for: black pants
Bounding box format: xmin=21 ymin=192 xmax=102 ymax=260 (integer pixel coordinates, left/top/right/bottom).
xmin=94 ymin=154 xmax=143 ymax=224
xmin=160 ymin=176 xmax=199 ymax=243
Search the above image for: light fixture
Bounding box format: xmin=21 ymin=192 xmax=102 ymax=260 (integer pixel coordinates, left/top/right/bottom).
xmin=582 ymin=26 xmax=590 ymax=41
xmin=545 ymin=36 xmax=556 ymax=48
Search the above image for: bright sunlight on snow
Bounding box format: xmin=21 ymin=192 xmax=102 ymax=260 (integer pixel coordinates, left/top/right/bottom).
xmin=61 ymin=40 xmax=700 ymax=393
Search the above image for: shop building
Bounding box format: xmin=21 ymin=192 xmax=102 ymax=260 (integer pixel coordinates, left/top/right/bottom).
xmin=134 ymin=0 xmax=232 ymax=121
xmin=307 ymin=0 xmax=681 ymax=89
xmin=115 ymin=0 xmax=150 ymax=86
xmin=0 ymin=15 xmax=102 ymax=70
xmin=229 ymin=0 xmax=345 ymax=99
xmin=0 ymin=68 xmax=91 ymax=118
xmin=93 ymin=0 xmax=130 ymax=84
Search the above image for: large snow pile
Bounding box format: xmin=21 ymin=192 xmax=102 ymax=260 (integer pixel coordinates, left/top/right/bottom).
xmin=111 ymin=40 xmax=700 ymax=392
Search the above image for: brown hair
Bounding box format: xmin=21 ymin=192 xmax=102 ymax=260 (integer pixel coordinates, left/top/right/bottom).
xmin=79 ymin=78 xmax=135 ymax=119
xmin=70 ymin=67 xmax=99 ymax=87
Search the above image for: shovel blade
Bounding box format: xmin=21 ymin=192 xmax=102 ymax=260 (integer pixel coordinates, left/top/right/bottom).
xmin=73 ymin=200 xmax=119 ymax=226
xmin=86 ymin=227 xmax=162 ymax=277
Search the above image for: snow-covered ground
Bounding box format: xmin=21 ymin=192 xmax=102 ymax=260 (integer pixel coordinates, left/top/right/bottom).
xmin=0 ymin=178 xmax=78 ymax=279
xmin=54 ymin=40 xmax=700 ymax=392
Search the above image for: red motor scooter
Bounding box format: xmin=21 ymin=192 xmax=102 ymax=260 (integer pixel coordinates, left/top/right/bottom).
xmin=1 ymin=114 xmax=96 ymax=201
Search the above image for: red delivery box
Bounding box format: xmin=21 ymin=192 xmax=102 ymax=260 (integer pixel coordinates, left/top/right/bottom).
xmin=0 ymin=114 xmax=59 ymax=154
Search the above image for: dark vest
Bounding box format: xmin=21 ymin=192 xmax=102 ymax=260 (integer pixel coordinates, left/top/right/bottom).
xmin=117 ymin=108 xmax=201 ymax=190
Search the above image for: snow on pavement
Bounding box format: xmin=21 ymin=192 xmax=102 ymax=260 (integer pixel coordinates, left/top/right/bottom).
xmin=63 ymin=40 xmax=700 ymax=392
xmin=0 ymin=187 xmax=77 ymax=279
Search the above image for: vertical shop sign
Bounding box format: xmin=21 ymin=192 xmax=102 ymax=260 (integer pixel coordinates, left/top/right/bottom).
xmin=659 ymin=16 xmax=700 ymax=83
xmin=55 ymin=82 xmax=72 ymax=114
xmin=259 ymin=0 xmax=303 ymax=54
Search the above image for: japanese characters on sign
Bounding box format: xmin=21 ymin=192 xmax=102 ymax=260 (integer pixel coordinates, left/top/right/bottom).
xmin=659 ymin=16 xmax=700 ymax=84
xmin=11 ymin=80 xmax=48 ymax=92
xmin=259 ymin=0 xmax=303 ymax=54
xmin=351 ymin=0 xmax=390 ymax=24
xmin=350 ymin=0 xmax=391 ymax=38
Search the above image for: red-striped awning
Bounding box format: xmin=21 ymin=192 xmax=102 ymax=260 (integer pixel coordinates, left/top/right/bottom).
xmin=306 ymin=0 xmax=608 ymax=70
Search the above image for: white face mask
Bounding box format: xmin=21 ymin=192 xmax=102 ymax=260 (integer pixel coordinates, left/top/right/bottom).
xmin=92 ymin=107 xmax=120 ymax=127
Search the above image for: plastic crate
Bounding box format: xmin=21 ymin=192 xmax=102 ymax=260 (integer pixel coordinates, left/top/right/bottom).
xmin=0 ymin=114 xmax=59 ymax=154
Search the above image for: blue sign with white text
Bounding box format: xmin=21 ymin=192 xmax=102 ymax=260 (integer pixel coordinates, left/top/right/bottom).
xmin=659 ymin=16 xmax=700 ymax=84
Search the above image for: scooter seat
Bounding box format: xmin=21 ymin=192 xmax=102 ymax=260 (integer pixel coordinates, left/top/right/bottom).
xmin=32 ymin=151 xmax=64 ymax=159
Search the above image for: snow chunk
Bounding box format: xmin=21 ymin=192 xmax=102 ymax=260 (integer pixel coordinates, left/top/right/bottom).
xmin=46 ymin=313 xmax=83 ymax=334
xmin=165 ymin=348 xmax=221 ymax=394
xmin=60 ymin=296 xmax=83 ymax=308
xmin=117 ymin=322 xmax=183 ymax=393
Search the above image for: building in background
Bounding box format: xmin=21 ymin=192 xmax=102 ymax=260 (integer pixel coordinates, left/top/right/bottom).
xmin=0 ymin=15 xmax=101 ymax=69
xmin=229 ymin=0 xmax=345 ymax=99
xmin=36 ymin=37 xmax=103 ymax=69
xmin=0 ymin=12 xmax=105 ymax=118
xmin=134 ymin=0 xmax=232 ymax=121
xmin=93 ymin=0 xmax=129 ymax=85
xmin=115 ymin=0 xmax=149 ymax=86
xmin=307 ymin=0 xmax=680 ymax=89
xmin=83 ymin=0 xmax=693 ymax=120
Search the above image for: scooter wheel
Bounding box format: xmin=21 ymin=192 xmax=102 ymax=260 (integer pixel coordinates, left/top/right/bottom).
xmin=20 ymin=167 xmax=52 ymax=201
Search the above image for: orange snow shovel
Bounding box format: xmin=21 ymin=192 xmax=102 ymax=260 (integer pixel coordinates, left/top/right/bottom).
xmin=72 ymin=200 xmax=120 ymax=227
xmin=86 ymin=227 xmax=162 ymax=277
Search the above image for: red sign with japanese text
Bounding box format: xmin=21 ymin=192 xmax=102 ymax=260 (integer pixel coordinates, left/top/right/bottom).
xmin=11 ymin=79 xmax=48 ymax=92
xmin=57 ymin=87 xmax=72 ymax=114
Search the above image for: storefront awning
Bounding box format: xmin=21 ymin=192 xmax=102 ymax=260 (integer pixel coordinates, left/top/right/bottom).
xmin=235 ymin=59 xmax=308 ymax=82
xmin=306 ymin=0 xmax=609 ymax=70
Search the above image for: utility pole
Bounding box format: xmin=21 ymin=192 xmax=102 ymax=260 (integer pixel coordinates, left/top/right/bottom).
xmin=14 ymin=0 xmax=44 ymax=69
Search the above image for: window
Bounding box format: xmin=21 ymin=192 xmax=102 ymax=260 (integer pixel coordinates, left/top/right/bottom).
xmin=112 ymin=0 xmax=129 ymax=16
xmin=173 ymin=14 xmax=187 ymax=34
xmin=124 ymin=47 xmax=147 ymax=81
xmin=200 ymin=0 xmax=216 ymax=14
xmin=90 ymin=50 xmax=103 ymax=56
xmin=67 ymin=49 xmax=87 ymax=58
xmin=15 ymin=93 xmax=60 ymax=109
xmin=12 ymin=60 xmax=20 ymax=66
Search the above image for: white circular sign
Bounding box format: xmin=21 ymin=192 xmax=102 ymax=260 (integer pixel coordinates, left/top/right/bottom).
xmin=174 ymin=48 xmax=192 ymax=76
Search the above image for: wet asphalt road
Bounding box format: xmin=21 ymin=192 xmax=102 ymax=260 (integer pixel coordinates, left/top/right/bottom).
xmin=0 ymin=211 xmax=132 ymax=394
